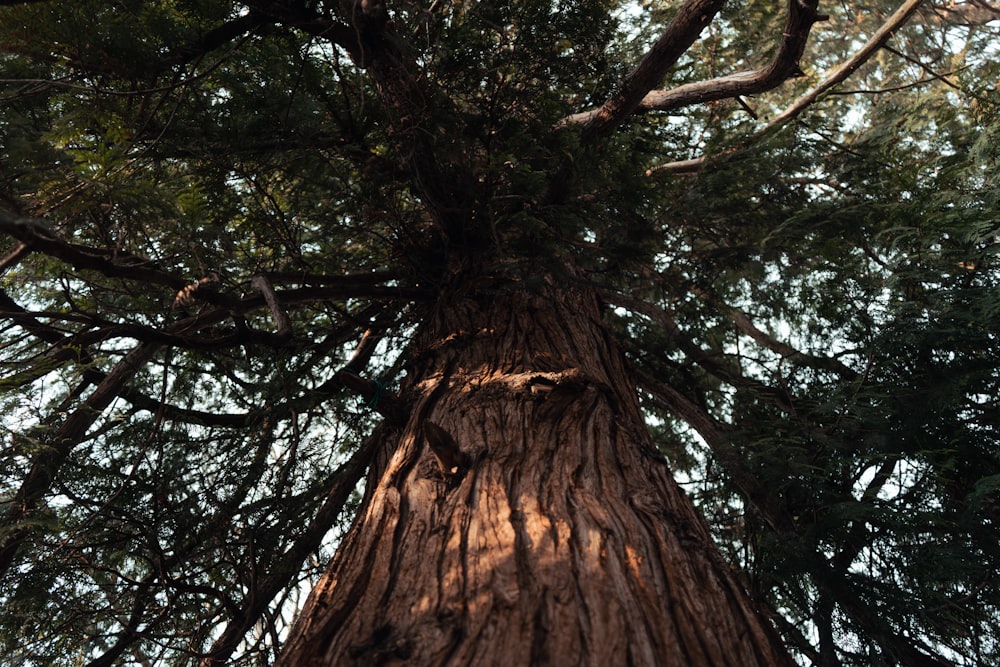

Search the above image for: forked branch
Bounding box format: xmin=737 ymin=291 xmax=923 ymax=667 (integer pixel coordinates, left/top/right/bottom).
xmin=635 ymin=0 xmax=826 ymax=113
xmin=570 ymin=0 xmax=726 ymax=140
xmin=653 ymin=0 xmax=925 ymax=174
xmin=566 ymin=0 xmax=824 ymax=139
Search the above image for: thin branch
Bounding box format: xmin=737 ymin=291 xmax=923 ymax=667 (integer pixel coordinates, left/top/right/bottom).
xmin=263 ymin=269 xmax=400 ymax=285
xmin=0 ymin=20 xmax=264 ymax=100
xmin=0 ymin=241 xmax=29 ymax=273
xmin=0 ymin=342 xmax=162 ymax=580
xmin=882 ymin=44 xmax=963 ymax=91
xmin=699 ymin=291 xmax=859 ymax=379
xmin=924 ymin=0 xmax=1000 ymax=25
xmin=111 ymin=382 xmax=250 ymax=428
xmin=199 ymin=425 xmax=387 ymax=667
xmin=0 ymin=281 xmax=425 ymax=371
xmin=0 ymin=209 xmax=429 ymax=354
xmin=603 ymin=289 xmax=795 ymax=410
xmin=635 ymin=367 xmax=797 ymax=534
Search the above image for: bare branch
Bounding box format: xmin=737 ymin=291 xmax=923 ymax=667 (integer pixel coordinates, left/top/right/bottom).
xmin=882 ymin=44 xmax=963 ymax=91
xmin=567 ymin=0 xmax=824 ymax=138
xmin=251 ymin=274 xmax=293 ymax=338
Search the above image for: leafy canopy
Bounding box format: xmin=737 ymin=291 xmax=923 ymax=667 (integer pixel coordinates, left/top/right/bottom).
xmin=0 ymin=0 xmax=998 ymax=665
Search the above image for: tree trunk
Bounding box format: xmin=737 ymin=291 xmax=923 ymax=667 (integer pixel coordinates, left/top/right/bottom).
xmin=278 ymin=272 xmax=793 ymax=666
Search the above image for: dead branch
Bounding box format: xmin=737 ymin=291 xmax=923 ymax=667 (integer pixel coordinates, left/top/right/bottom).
xmin=251 ymin=274 xmax=293 ymax=337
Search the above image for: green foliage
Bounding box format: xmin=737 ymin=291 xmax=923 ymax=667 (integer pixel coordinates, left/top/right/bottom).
xmin=0 ymin=0 xmax=998 ymax=665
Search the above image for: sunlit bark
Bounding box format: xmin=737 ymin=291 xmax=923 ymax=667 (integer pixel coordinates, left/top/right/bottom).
xmin=279 ymin=271 xmax=793 ymax=666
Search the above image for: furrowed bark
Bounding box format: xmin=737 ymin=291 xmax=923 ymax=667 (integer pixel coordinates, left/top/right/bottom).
xmin=278 ymin=271 xmax=793 ymax=666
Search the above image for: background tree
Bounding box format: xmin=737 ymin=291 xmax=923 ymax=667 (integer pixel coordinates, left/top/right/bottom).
xmin=0 ymin=0 xmax=998 ymax=665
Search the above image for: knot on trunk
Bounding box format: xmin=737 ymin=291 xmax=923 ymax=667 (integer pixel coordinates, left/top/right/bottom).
xmin=422 ymin=420 xmax=472 ymax=478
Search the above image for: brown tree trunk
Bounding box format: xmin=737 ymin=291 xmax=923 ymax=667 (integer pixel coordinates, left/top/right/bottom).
xmin=278 ymin=273 xmax=793 ymax=666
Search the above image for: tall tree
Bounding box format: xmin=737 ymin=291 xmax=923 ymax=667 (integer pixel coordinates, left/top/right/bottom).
xmin=0 ymin=0 xmax=997 ymax=665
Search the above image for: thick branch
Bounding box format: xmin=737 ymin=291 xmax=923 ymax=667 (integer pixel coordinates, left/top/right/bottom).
xmin=635 ymin=0 xmax=825 ymax=113
xmin=758 ymin=0 xmax=924 ymax=136
xmin=0 ymin=209 xmax=428 ymax=355
xmin=246 ymin=1 xmax=367 ymax=70
xmin=0 ymin=209 xmax=189 ymax=291
xmin=653 ymin=0 xmax=924 ymax=174
xmin=567 ymin=0 xmax=824 ymax=137
xmin=0 ymin=241 xmax=29 ymax=272
xmin=572 ymin=0 xmax=727 ymax=140
xmin=332 ymin=369 xmax=405 ymax=422
xmin=156 ymin=11 xmax=273 ymax=73
xmin=0 ymin=282 xmax=424 ymax=386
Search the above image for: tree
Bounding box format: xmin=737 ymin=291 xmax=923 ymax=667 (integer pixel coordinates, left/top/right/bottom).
xmin=0 ymin=0 xmax=998 ymax=665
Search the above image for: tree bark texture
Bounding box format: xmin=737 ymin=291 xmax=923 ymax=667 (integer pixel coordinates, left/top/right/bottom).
xmin=278 ymin=274 xmax=793 ymax=666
